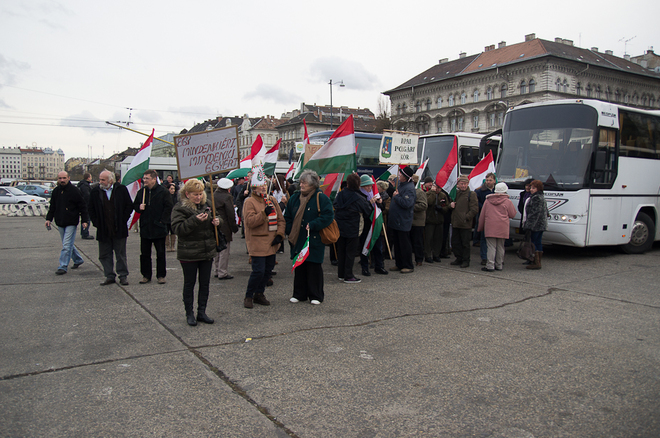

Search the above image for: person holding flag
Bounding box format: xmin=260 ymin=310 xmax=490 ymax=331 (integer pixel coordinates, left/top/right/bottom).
xmin=242 ymin=165 xmax=285 ymax=309
xmin=284 ymin=170 xmax=334 ymax=304
xmin=358 ymin=175 xmax=388 ymax=276
xmin=388 ymin=166 xmax=417 ymax=273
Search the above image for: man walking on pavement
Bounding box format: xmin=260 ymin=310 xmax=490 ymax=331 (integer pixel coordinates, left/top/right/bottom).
xmin=88 ymin=170 xmax=134 ymax=286
xmin=133 ymin=169 xmax=173 ymax=284
xmin=77 ymin=172 xmax=95 ymax=240
xmin=45 ymin=171 xmax=89 ymax=275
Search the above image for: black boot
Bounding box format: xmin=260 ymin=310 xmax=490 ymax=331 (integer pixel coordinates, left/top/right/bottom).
xmin=186 ymin=308 xmax=197 ymax=326
xmin=196 ymin=307 xmax=215 ymax=324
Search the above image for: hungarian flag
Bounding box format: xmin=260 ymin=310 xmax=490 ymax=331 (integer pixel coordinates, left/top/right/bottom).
xmin=362 ymin=177 xmax=383 ymax=256
xmin=435 ymin=136 xmax=459 ymax=200
xmin=300 ymin=115 xmax=356 ymax=176
xmin=414 ymin=158 xmax=429 ymax=188
xmin=293 ymin=119 xmax=311 ymax=179
xmin=291 ymin=235 xmax=310 ymax=272
xmin=263 ymin=139 xmax=280 ymax=176
xmin=321 ymin=173 xmax=343 ymax=200
xmin=122 ymin=129 xmax=154 ymax=230
xmin=468 ymin=151 xmax=495 ymax=191
xmin=240 ymin=134 xmax=264 ymax=168
xmin=285 ymin=162 xmax=295 ymax=180
xmin=378 ymin=164 xmax=400 ymax=181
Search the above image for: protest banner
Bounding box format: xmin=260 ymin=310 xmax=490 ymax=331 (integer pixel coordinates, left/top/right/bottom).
xmin=378 ymin=130 xmax=420 ymax=165
xmin=173 ymin=126 xmax=240 ymax=179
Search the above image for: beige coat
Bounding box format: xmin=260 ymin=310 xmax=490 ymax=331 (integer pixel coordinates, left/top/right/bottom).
xmin=243 ymin=192 xmax=285 ymax=257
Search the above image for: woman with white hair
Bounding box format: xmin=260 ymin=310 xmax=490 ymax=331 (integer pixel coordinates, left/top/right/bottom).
xmin=284 ymin=170 xmax=334 ymax=304
xmin=477 ymin=182 xmax=516 ymax=272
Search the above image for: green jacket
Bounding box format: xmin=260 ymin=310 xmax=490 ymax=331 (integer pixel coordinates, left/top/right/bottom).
xmin=412 ymin=188 xmax=428 ymax=227
xmin=284 ymin=189 xmax=334 ymax=264
xmin=171 ymin=199 xmax=223 ymax=261
xmin=451 ymin=188 xmax=478 ymax=229
xmin=425 ymin=190 xmax=449 ymax=225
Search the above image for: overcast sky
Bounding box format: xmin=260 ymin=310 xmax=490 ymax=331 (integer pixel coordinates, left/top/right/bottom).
xmin=1 ymin=0 xmax=657 ymax=160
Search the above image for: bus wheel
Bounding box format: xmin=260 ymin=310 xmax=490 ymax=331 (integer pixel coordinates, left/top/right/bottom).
xmin=622 ymin=212 xmax=655 ymax=254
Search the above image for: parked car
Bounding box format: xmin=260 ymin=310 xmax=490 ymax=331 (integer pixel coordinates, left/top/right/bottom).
xmin=0 ymin=187 xmax=48 ymax=204
xmin=15 ymin=184 xmax=52 ymax=198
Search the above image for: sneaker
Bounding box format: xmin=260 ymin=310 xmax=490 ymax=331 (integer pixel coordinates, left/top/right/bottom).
xmin=157 ymin=277 xmax=166 ymax=284
xmin=344 ymin=277 xmax=361 ymax=284
xmin=310 ymin=300 xmax=321 ymax=305
xmin=400 ymin=268 xmax=414 ymax=274
xmin=139 ymin=277 xmax=151 ymax=284
xmin=56 ymin=269 xmax=66 ymax=275
xmin=289 ymin=297 xmax=300 ymax=303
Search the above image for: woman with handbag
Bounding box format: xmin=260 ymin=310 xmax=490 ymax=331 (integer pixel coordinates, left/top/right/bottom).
xmin=284 ymin=170 xmax=335 ymax=304
xmin=522 ymin=180 xmax=549 ymax=270
xmin=171 ymin=179 xmax=222 ymax=326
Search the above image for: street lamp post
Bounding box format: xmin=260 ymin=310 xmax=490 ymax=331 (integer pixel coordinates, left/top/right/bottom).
xmin=329 ymin=79 xmax=344 ymax=131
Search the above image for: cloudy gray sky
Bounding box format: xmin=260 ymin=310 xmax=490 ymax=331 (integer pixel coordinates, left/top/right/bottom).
xmin=1 ymin=0 xmax=657 ymax=159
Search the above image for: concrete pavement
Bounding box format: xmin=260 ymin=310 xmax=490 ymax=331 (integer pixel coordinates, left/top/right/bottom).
xmin=0 ymin=216 xmax=658 ymax=437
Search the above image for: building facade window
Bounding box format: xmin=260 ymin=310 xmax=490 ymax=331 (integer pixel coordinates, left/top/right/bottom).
xmin=402 ymin=103 xmax=407 ymax=113
xmin=650 ymin=96 xmax=656 ymax=107
xmin=458 ymin=117 xmax=464 ymax=131
xmin=605 ymin=87 xmax=611 ymax=101
xmin=473 ymin=114 xmax=479 ymax=129
xmin=415 ymin=101 xmax=421 ymax=112
xmin=487 ymin=87 xmax=493 ymax=100
xmin=586 ymin=84 xmax=592 ymax=98
xmin=426 ymin=99 xmax=431 ymax=111
xmin=501 ymin=84 xmax=507 ymax=98
xmin=450 ymin=118 xmax=456 ymax=132
xmin=576 ymin=83 xmax=581 ymax=96
xmin=448 ymin=95 xmax=454 ymax=106
xmin=596 ymin=86 xmax=601 ymax=100
xmin=615 ymin=89 xmax=620 ymax=102
xmin=437 ymin=97 xmax=443 ymax=109
xmin=520 ymin=80 xmax=527 ymax=94
xmin=396 ymin=104 xmax=401 ymax=115
xmin=489 ymin=113 xmax=496 ymax=127
xmin=436 ymin=119 xmax=442 ymax=133
xmin=473 ymin=90 xmax=479 ymax=102
xmin=563 ymin=80 xmax=568 ymax=93
xmin=556 ymin=79 xmax=562 ymax=92
xmin=529 ymin=79 xmax=536 ymax=93
xmin=460 ymin=92 xmax=466 ymax=105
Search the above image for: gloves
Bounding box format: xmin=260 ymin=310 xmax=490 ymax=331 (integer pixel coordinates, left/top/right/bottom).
xmin=264 ymin=205 xmax=274 ymax=216
xmin=271 ymin=235 xmax=283 ymax=246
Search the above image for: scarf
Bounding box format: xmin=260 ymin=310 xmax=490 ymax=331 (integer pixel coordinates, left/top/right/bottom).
xmin=288 ymin=186 xmax=315 ymax=246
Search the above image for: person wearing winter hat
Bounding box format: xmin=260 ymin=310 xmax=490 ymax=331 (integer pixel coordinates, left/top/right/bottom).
xmin=213 ymin=178 xmax=239 ymax=280
xmin=477 ymin=182 xmax=516 ymax=272
xmin=388 ymin=166 xmax=417 ymax=273
xmin=449 ymin=175 xmax=478 ymax=268
xmin=411 ymin=175 xmax=428 ymax=266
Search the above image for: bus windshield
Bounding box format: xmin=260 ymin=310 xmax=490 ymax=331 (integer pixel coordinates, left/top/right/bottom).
xmin=498 ymin=104 xmax=598 ymax=190
xmin=418 ymin=135 xmax=454 ymax=177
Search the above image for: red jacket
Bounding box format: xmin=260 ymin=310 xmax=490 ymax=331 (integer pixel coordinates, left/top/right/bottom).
xmin=477 ymin=193 xmax=516 ymax=238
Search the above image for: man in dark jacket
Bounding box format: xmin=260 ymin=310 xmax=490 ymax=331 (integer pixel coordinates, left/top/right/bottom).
xmin=133 ymin=169 xmax=173 ymax=284
xmin=450 ymin=175 xmax=479 ymax=268
xmin=88 ymin=170 xmax=133 ymax=286
xmin=388 ymin=166 xmax=416 ymax=273
xmin=45 ymin=171 xmax=89 ymax=275
xmin=77 ymin=173 xmax=94 ymax=240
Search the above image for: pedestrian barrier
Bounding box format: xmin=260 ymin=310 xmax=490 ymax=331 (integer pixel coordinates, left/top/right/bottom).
xmin=0 ymin=204 xmax=49 ymax=217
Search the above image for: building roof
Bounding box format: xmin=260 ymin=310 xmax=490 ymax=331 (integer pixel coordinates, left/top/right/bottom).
xmin=385 ymin=38 xmax=660 ymax=94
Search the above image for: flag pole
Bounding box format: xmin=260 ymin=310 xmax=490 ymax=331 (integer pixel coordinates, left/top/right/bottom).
xmin=381 ymin=218 xmax=392 ymax=260
xmin=208 ymin=174 xmax=220 ymax=247
xmin=105 ymin=122 xmax=175 ymax=146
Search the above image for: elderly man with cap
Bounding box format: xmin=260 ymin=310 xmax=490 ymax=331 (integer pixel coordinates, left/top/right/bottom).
xmin=358 ymin=174 xmax=387 ymax=276
xmin=411 ymin=174 xmax=428 ymax=266
xmin=388 ymin=166 xmax=417 ymax=273
xmin=213 ymin=178 xmax=240 ymax=280
xmin=449 ymin=175 xmax=479 ymax=268
xmin=424 ymin=177 xmax=449 ymax=263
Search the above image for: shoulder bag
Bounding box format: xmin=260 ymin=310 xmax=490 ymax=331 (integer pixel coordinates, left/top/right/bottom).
xmin=316 ymin=192 xmax=339 ymax=245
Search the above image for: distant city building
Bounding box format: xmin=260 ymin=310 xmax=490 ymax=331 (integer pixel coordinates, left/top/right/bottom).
xmin=20 ymin=146 xmax=65 ymax=180
xmin=151 ymin=133 xmax=177 ymax=158
xmin=0 ymin=147 xmax=22 ymax=182
xmin=277 ymin=103 xmax=377 ymax=159
xmin=238 ymin=115 xmax=283 ymax=160
xmin=384 ymin=34 xmax=660 ymax=135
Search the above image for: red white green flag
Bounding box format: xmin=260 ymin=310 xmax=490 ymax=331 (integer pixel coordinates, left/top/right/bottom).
xmin=321 ymin=173 xmax=343 ymax=200
xmin=291 ymin=235 xmax=310 ymax=272
xmin=414 ymin=158 xmax=429 ymax=188
xmin=263 ymin=139 xmax=280 ymax=176
xmin=285 ymin=162 xmax=295 ymax=180
xmin=468 ymin=150 xmax=495 ymax=191
xmin=122 ymin=129 xmax=154 ymax=230
xmin=435 ymin=136 xmax=459 ymax=200
xmin=362 ymin=176 xmax=383 ymax=256
xmin=300 ymin=115 xmax=356 ymax=176
xmin=378 ymin=164 xmax=400 ymax=181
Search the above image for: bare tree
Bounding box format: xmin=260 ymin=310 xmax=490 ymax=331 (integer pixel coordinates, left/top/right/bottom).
xmin=374 ymin=95 xmax=391 ymax=133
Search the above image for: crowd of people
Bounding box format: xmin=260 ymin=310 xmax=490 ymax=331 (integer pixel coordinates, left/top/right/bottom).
xmin=45 ymin=167 xmax=549 ymax=326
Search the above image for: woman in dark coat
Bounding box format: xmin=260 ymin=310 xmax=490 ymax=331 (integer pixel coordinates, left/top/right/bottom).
xmin=333 ymin=173 xmax=373 ymax=283
xmin=522 ymin=179 xmax=549 ymax=270
xmin=284 ymin=170 xmax=334 ymax=304
xmin=171 ymin=179 xmax=222 ymax=326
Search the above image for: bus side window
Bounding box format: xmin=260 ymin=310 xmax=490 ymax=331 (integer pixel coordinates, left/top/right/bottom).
xmin=592 ymin=128 xmax=617 ymax=186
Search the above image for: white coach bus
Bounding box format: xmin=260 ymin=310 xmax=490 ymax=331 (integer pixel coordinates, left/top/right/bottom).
xmin=496 ymin=99 xmax=660 ymax=253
